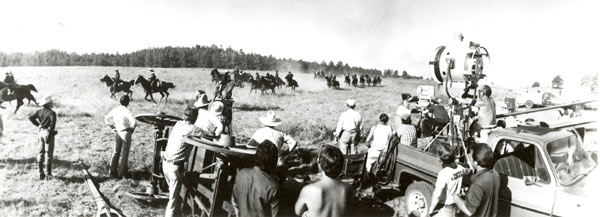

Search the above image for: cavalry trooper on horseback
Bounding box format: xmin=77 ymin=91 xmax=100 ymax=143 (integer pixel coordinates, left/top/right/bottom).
xmin=255 ymin=72 xmax=261 ymax=81
xmin=4 ymin=72 xmax=17 ymax=95
xmin=285 ymin=71 xmax=294 ymax=82
xmin=215 ymin=71 xmax=231 ymax=98
xmin=149 ymin=72 xmax=160 ymax=90
xmin=112 ymin=69 xmax=121 ymax=91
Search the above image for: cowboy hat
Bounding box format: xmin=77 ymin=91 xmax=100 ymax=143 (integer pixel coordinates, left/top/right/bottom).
xmin=149 ymin=69 xmax=154 ymax=72
xmin=193 ymin=94 xmax=211 ymax=108
xmin=209 ymin=101 xmax=224 ymax=115
xmin=114 ymin=69 xmax=119 ymax=72
xmin=40 ymin=95 xmax=54 ymax=106
xmin=346 ymin=99 xmax=356 ymax=107
xmin=259 ymin=111 xmax=282 ymax=127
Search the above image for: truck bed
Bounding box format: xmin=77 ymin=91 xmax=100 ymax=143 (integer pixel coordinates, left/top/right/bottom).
xmin=394 ymin=143 xmax=443 ymax=185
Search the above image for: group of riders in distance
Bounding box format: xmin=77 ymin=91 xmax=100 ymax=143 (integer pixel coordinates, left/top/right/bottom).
xmin=0 ymin=72 xmax=38 ymax=113
xmin=211 ymin=68 xmax=299 ymax=95
xmin=315 ymin=70 xmax=382 ymax=89
xmin=100 ymin=69 xmax=176 ymax=103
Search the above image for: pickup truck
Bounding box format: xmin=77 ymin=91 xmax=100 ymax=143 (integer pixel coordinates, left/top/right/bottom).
xmin=394 ymin=126 xmax=598 ymax=216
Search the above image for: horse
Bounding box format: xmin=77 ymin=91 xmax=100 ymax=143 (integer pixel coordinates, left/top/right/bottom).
xmin=351 ymin=75 xmax=358 ymax=86
xmin=365 ymin=75 xmax=372 ymax=86
xmin=372 ymin=76 xmax=382 ymax=86
xmin=134 ymin=75 xmax=175 ymax=103
xmin=286 ymin=78 xmax=299 ymax=91
xmin=344 ymin=75 xmax=351 ymax=86
xmin=0 ymin=85 xmax=38 ymax=113
xmin=276 ymin=77 xmax=286 ymax=89
xmin=261 ymin=77 xmax=277 ymax=94
xmin=359 ymin=75 xmax=365 ymax=87
xmin=331 ymin=78 xmax=340 ymax=89
xmin=248 ymin=77 xmax=262 ymax=95
xmin=234 ymin=72 xmax=253 ymax=88
xmin=211 ymin=68 xmax=226 ymax=84
xmin=99 ymin=75 xmax=134 ymax=99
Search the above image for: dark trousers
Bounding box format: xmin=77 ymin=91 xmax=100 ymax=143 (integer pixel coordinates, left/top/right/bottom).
xmin=421 ymin=118 xmax=448 ymax=137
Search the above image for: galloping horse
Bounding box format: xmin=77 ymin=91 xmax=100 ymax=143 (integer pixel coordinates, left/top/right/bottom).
xmin=135 ymin=75 xmax=175 ymax=103
xmin=275 ymin=77 xmax=286 ymax=89
xmin=248 ymin=77 xmax=262 ymax=95
xmin=233 ymin=72 xmax=253 ymax=88
xmin=286 ymin=78 xmax=299 ymax=91
xmin=210 ymin=68 xmax=225 ymax=84
xmin=359 ymin=75 xmax=365 ymax=87
xmin=0 ymin=84 xmax=38 ymax=113
xmin=261 ymin=77 xmax=277 ymax=94
xmin=351 ymin=75 xmax=358 ymax=86
xmin=365 ymin=75 xmax=372 ymax=86
xmin=344 ymin=75 xmax=351 ymax=86
xmin=100 ymin=75 xmax=134 ymax=99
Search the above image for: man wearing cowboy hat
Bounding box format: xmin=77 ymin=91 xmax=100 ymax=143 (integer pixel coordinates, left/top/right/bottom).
xmin=29 ymin=95 xmax=57 ymax=180
xmin=104 ymin=95 xmax=136 ymax=178
xmin=209 ymin=101 xmax=228 ymax=132
xmin=248 ymin=111 xmax=297 ymax=160
xmin=192 ymin=94 xmax=223 ymax=138
xmin=334 ymin=99 xmax=362 ymax=154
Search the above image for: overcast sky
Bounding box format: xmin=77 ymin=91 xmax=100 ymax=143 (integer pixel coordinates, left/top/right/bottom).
xmin=1 ymin=0 xmax=598 ymax=86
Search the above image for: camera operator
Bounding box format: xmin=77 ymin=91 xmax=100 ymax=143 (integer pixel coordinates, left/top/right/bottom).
xmin=421 ymin=98 xmax=450 ymax=139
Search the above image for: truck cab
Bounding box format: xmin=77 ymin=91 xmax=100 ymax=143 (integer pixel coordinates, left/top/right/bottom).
xmin=489 ymin=126 xmax=597 ymax=216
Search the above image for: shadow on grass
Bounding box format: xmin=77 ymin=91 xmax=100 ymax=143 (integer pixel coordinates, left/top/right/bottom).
xmin=0 ymin=198 xmax=36 ymax=207
xmin=0 ymin=157 xmax=82 ymax=171
xmin=234 ymin=103 xmax=281 ymax=111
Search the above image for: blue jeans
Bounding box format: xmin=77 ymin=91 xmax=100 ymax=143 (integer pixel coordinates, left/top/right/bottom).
xmin=38 ymin=129 xmax=55 ymax=176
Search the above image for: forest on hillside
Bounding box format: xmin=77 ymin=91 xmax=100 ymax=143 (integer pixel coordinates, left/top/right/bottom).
xmin=0 ymin=45 xmax=413 ymax=77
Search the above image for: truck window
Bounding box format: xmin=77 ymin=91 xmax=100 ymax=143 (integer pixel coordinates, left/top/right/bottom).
xmin=546 ymin=135 xmax=595 ymax=185
xmin=493 ymin=139 xmax=550 ymax=184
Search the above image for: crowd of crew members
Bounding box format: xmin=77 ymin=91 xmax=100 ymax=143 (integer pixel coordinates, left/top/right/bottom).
xmin=26 ymin=75 xmax=501 ymax=217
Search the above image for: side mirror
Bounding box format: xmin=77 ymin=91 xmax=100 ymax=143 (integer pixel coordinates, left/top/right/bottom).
xmin=524 ymin=176 xmax=541 ymax=187
xmin=589 ymin=151 xmax=598 ymax=164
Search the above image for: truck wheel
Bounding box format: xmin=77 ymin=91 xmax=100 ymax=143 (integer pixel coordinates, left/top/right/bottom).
xmin=405 ymin=181 xmax=434 ymax=217
xmin=525 ymin=100 xmax=534 ymax=108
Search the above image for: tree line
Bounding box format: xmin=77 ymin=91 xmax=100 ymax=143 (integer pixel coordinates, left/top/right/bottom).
xmin=0 ymin=45 xmax=405 ymax=76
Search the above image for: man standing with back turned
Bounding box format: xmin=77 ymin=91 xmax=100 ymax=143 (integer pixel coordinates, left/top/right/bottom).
xmin=334 ymin=99 xmax=362 ymax=154
xmin=29 ymin=95 xmax=57 ymax=180
xmin=104 ymin=95 xmax=136 ymax=178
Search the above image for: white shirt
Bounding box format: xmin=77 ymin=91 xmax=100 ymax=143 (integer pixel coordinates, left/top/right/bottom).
xmin=369 ymin=124 xmax=392 ymax=152
xmin=164 ymin=121 xmax=201 ymax=162
xmin=194 ymin=109 xmax=223 ymax=137
xmin=335 ymin=109 xmax=362 ymax=135
xmin=104 ymin=106 xmax=136 ymax=131
xmin=432 ymin=165 xmax=464 ymax=205
xmin=395 ymin=105 xmax=410 ymax=116
xmin=250 ymin=127 xmax=297 ymax=153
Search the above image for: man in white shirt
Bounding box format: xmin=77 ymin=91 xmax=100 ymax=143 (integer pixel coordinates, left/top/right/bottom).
xmin=334 ymin=99 xmax=362 ymax=154
xmin=193 ymin=94 xmax=223 ymax=138
xmin=104 ymin=95 xmax=136 ymax=178
xmin=395 ymin=94 xmax=411 ymax=117
xmin=248 ymin=111 xmax=297 ymax=160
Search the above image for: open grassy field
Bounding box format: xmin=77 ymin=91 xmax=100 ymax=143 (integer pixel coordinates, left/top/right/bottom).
xmin=0 ymin=66 xmax=596 ymax=216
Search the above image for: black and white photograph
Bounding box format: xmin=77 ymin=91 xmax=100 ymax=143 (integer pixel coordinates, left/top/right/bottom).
xmin=0 ymin=0 xmax=598 ymax=216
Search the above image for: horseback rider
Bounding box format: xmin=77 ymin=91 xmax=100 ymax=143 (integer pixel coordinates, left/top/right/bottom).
xmin=285 ymin=71 xmax=293 ymax=82
xmin=149 ymin=73 xmax=160 ymax=90
xmin=4 ymin=72 xmax=17 ymax=95
xmin=215 ymin=72 xmax=231 ymax=98
xmin=255 ymin=72 xmax=261 ymax=81
xmin=112 ymin=69 xmax=121 ymax=91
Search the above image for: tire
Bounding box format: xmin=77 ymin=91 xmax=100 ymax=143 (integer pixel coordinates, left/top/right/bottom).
xmin=405 ymin=181 xmax=434 ymax=217
xmin=525 ymin=100 xmax=534 ymax=109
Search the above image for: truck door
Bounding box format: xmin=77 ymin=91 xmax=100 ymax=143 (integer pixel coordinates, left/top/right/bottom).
xmin=492 ymin=138 xmax=556 ymax=216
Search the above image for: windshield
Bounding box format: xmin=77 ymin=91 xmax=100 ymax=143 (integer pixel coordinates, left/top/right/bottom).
xmin=546 ymin=134 xmax=596 ymax=185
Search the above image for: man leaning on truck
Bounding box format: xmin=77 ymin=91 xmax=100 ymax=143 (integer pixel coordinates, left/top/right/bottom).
xmin=453 ymin=143 xmax=500 ymax=217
